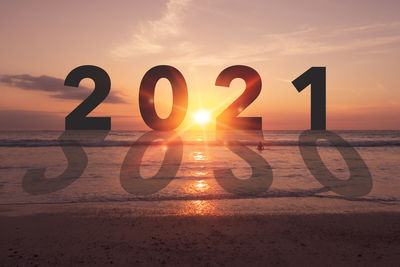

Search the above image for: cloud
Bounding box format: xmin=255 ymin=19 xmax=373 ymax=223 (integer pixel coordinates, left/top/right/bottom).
xmin=0 ymin=109 xmax=63 ymax=130
xmin=272 ymin=26 xmax=400 ymax=56
xmin=112 ymin=0 xmax=400 ymax=67
xmin=112 ymin=0 xmax=192 ymax=58
xmin=0 ymin=74 xmax=128 ymax=104
xmin=173 ymin=23 xmax=400 ymax=66
xmin=116 ymin=21 xmax=400 ymax=67
xmin=0 ymin=109 xmax=142 ymax=130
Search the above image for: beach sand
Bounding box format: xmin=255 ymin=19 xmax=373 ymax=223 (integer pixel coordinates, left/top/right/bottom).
xmin=1 ymin=201 xmax=400 ymax=266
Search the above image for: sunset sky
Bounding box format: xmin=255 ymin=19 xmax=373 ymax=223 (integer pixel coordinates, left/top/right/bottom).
xmin=0 ymin=0 xmax=399 ymax=130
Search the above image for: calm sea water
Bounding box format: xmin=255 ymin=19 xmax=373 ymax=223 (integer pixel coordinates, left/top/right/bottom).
xmin=0 ymin=130 xmax=399 ymax=214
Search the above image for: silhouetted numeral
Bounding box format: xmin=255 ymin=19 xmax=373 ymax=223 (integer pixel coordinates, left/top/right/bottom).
xmin=120 ymin=131 xmax=183 ymax=195
xmin=22 ymin=130 xmax=109 ymax=195
xmin=299 ymin=130 xmax=372 ymax=197
xmin=139 ymin=65 xmax=188 ymax=131
xmin=215 ymin=65 xmax=262 ymax=130
xmin=292 ymin=67 xmax=326 ymax=130
xmin=214 ymin=141 xmax=273 ymax=196
xmin=65 ymin=65 xmax=111 ymax=130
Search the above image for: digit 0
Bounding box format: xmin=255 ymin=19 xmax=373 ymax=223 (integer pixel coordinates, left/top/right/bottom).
xmin=299 ymin=130 xmax=372 ymax=197
xmin=139 ymin=65 xmax=188 ymax=131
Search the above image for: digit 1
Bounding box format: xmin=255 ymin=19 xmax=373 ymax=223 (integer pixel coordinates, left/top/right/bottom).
xmin=292 ymin=67 xmax=326 ymax=130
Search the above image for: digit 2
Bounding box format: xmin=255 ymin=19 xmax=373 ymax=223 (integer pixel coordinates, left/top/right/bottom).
xmin=215 ymin=65 xmax=262 ymax=130
xmin=65 ymin=65 xmax=111 ymax=130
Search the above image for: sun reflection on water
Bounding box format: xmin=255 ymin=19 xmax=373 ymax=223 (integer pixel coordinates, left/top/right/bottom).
xmin=177 ymin=149 xmax=217 ymax=215
xmin=192 ymin=151 xmax=208 ymax=161
xmin=190 ymin=151 xmax=211 ymax=178
xmin=194 ymin=170 xmax=209 ymax=176
xmin=178 ymin=200 xmax=216 ymax=216
xmin=185 ymin=180 xmax=211 ymax=194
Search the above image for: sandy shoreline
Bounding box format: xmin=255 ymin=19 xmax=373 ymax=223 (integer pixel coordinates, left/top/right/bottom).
xmin=1 ymin=202 xmax=400 ymax=266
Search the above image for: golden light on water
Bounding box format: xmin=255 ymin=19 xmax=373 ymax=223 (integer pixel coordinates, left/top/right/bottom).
xmin=178 ymin=200 xmax=216 ymax=216
xmin=194 ymin=170 xmax=208 ymax=176
xmin=184 ymin=179 xmax=211 ymax=194
xmin=194 ymin=109 xmax=211 ymax=125
xmin=194 ymin=180 xmax=210 ymax=192
xmin=176 ymin=145 xmax=216 ymax=215
xmin=192 ymin=151 xmax=208 ymax=161
xmin=179 ymin=176 xmax=215 ymax=215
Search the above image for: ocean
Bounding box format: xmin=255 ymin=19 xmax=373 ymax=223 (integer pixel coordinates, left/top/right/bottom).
xmin=1 ymin=130 xmax=399 ymax=215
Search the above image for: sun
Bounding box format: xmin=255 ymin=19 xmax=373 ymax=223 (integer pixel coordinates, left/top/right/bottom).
xmin=194 ymin=109 xmax=211 ymax=125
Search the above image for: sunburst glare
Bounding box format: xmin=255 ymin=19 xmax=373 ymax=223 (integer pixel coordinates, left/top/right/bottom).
xmin=194 ymin=109 xmax=211 ymax=125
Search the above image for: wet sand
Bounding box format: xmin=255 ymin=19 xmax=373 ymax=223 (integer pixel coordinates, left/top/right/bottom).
xmin=1 ymin=202 xmax=400 ymax=266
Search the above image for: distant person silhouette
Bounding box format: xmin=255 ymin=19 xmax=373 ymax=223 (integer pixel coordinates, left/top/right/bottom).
xmin=257 ymin=141 xmax=264 ymax=151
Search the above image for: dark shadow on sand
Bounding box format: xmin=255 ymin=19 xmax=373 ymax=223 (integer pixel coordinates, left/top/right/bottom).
xmin=120 ymin=131 xmax=183 ymax=195
xmin=22 ymin=130 xmax=109 ymax=195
